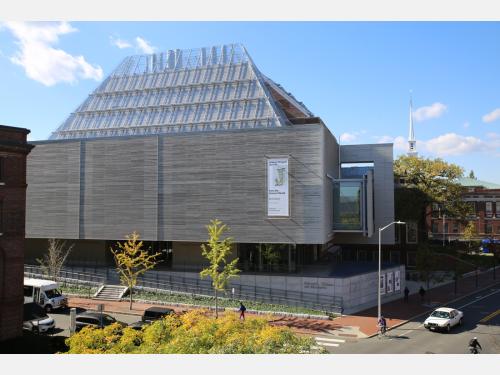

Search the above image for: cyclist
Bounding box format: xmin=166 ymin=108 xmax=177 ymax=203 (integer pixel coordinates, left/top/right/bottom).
xmin=377 ymin=316 xmax=387 ymax=337
xmin=468 ymin=337 xmax=482 ymax=354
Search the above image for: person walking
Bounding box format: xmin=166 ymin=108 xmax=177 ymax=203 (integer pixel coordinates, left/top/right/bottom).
xmin=419 ymin=286 xmax=426 ymax=303
xmin=239 ymin=302 xmax=246 ymax=321
xmin=404 ymin=286 xmax=410 ymax=302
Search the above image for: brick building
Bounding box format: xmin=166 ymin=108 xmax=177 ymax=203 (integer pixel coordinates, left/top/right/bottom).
xmin=0 ymin=125 xmax=34 ymax=342
xmin=427 ymin=177 xmax=500 ymax=243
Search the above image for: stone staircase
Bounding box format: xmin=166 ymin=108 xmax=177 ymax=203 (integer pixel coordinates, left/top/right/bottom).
xmin=93 ymin=285 xmax=128 ymax=301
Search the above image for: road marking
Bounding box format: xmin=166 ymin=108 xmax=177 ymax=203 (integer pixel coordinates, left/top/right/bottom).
xmin=317 ymin=342 xmax=339 ymax=347
xmin=314 ymin=337 xmax=345 ymax=343
xmin=479 ymin=309 xmax=500 ymax=323
xmin=457 ymin=289 xmax=500 ymax=310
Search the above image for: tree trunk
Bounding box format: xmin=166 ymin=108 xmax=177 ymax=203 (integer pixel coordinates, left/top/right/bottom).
xmin=129 ymin=287 xmax=133 ymax=310
xmin=215 ymin=288 xmax=218 ymax=319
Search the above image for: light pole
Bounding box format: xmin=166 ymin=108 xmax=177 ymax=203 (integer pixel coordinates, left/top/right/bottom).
xmin=442 ymin=213 xmax=446 ymax=247
xmin=378 ymin=221 xmax=406 ymax=321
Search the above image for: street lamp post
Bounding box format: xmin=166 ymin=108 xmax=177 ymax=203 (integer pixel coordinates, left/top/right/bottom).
xmin=378 ymin=221 xmax=406 ymax=321
xmin=442 ymin=213 xmax=446 ymax=247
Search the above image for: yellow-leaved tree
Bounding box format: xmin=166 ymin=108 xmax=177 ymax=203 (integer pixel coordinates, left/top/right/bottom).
xmin=111 ymin=231 xmax=162 ymax=309
xmin=200 ymin=219 xmax=240 ymax=318
xmin=461 ymin=221 xmax=477 ymax=250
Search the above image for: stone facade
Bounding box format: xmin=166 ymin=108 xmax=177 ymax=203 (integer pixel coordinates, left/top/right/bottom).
xmin=0 ymin=125 xmax=34 ymax=342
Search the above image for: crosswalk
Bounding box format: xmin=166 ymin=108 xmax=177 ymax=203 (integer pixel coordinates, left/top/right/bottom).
xmin=313 ymin=336 xmax=346 ymax=351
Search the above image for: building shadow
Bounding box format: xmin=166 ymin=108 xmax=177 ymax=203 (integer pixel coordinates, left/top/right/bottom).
xmin=0 ymin=331 xmax=68 ymax=354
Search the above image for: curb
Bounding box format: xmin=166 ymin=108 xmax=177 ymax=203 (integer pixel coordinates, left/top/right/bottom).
xmin=365 ymin=279 xmax=500 ymax=338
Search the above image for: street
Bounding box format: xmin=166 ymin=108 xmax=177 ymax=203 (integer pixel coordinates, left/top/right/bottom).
xmin=47 ymin=309 xmax=141 ymax=338
xmin=323 ymin=284 xmax=500 ymax=354
xmin=45 ymin=284 xmax=500 ymax=354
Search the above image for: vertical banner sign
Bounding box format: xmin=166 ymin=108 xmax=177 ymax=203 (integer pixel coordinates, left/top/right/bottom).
xmin=387 ymin=272 xmax=394 ymax=293
xmin=267 ymin=158 xmax=289 ymax=217
xmin=379 ymin=274 xmax=386 ymax=295
xmin=394 ymin=270 xmax=401 ymax=292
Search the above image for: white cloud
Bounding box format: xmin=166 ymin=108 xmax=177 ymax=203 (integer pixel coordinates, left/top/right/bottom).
xmin=110 ymin=36 xmax=132 ymax=49
xmin=482 ymin=108 xmax=500 ymax=123
xmin=339 ymin=132 xmax=357 ymax=143
xmin=423 ymin=133 xmax=483 ymax=156
xmin=377 ymin=131 xmax=500 ymax=158
xmin=135 ymin=37 xmax=156 ymax=54
xmin=2 ymin=21 xmax=103 ymax=86
xmin=413 ymin=102 xmax=447 ymax=122
xmin=463 ymin=122 xmax=470 ymax=129
xmin=339 ymin=130 xmax=367 ymax=143
xmin=375 ymin=135 xmax=406 ymax=151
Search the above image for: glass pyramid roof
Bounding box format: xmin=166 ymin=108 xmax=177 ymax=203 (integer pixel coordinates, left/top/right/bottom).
xmin=49 ymin=44 xmax=313 ymax=140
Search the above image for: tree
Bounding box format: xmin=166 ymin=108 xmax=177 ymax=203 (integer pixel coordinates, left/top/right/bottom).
xmin=468 ymin=170 xmax=476 ymax=179
xmin=394 ymin=156 xmax=472 ymax=234
xmin=261 ymin=244 xmax=281 ymax=271
xmin=415 ymin=243 xmax=439 ymax=301
xmin=111 ymin=232 xmax=162 ymax=309
xmin=200 ymin=219 xmax=240 ymax=318
xmin=462 ymin=221 xmax=477 ymax=250
xmin=36 ymin=239 xmax=74 ymax=282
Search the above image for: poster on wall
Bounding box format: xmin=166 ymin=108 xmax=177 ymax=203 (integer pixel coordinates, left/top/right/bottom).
xmin=394 ymin=270 xmax=401 ymax=291
xmin=267 ymin=158 xmax=289 ymax=217
xmin=379 ymin=274 xmax=386 ymax=295
xmin=387 ymin=272 xmax=394 ymax=293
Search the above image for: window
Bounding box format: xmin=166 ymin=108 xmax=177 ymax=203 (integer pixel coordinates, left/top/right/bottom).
xmin=486 ymin=202 xmax=493 ymax=218
xmin=333 ymin=181 xmax=362 ymax=230
xmin=432 ymin=221 xmax=439 ymax=233
xmin=24 ymin=286 xmax=33 ymax=297
xmin=485 ymin=222 xmax=493 ymax=234
xmin=0 ymin=157 xmax=3 ymax=181
xmin=431 ymin=203 xmax=440 ymax=218
xmin=406 ymin=221 xmax=418 ymax=244
xmin=453 ymin=222 xmax=459 ymax=233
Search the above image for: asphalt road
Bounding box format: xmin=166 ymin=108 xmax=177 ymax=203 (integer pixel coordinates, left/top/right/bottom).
xmin=332 ymin=284 xmax=500 ymax=354
xmin=46 ymin=308 xmax=141 ymax=337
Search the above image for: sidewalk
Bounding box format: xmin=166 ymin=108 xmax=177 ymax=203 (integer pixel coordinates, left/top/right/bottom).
xmin=67 ymin=269 xmax=500 ymax=339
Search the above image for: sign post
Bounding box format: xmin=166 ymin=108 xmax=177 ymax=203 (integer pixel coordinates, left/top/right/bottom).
xmin=69 ymin=307 xmax=76 ymax=336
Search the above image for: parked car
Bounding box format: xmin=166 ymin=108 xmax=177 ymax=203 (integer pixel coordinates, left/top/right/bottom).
xmin=75 ymin=312 xmax=127 ymax=332
xmin=424 ymin=307 xmax=463 ymax=332
xmin=23 ymin=302 xmax=56 ymax=333
xmin=129 ymin=306 xmax=175 ymax=330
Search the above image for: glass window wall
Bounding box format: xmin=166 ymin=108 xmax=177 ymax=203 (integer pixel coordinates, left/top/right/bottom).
xmin=333 ymin=181 xmax=362 ymax=231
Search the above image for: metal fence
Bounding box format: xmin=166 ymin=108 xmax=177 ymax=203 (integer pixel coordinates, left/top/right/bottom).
xmin=24 ymin=264 xmax=343 ymax=313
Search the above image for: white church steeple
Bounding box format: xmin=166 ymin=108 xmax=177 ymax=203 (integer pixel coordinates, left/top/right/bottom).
xmin=408 ymin=91 xmax=417 ymax=156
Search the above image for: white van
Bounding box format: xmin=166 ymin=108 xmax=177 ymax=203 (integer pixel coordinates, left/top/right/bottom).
xmin=24 ymin=278 xmax=68 ymax=313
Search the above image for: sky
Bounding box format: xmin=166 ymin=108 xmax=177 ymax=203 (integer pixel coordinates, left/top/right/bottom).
xmin=0 ymin=21 xmax=499 ymax=182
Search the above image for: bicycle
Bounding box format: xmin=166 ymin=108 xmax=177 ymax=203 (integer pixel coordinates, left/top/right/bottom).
xmin=377 ymin=324 xmax=387 ymax=339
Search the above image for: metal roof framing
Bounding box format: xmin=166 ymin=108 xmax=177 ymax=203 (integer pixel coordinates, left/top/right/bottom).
xmin=50 ymin=44 xmax=311 ymax=140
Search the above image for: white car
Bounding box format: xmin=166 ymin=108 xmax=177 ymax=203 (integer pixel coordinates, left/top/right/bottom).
xmin=23 ymin=316 xmax=56 ymax=333
xmin=424 ymin=307 xmax=463 ymax=332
